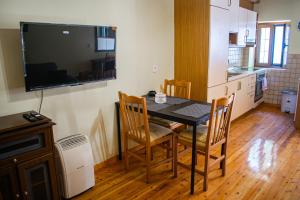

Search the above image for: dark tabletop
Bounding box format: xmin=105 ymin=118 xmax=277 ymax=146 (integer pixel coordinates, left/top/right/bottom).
xmin=117 ymin=96 xmax=211 ymax=126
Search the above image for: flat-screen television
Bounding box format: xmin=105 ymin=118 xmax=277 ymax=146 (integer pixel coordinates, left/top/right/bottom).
xmin=20 ymin=22 xmax=117 ymax=92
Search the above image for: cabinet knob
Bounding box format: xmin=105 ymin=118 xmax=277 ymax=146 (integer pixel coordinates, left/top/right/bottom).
xmin=13 ymin=158 xmax=17 ymax=163
xmin=16 ymin=194 xmax=20 ymax=198
xmin=24 ymin=191 xmax=28 ymax=196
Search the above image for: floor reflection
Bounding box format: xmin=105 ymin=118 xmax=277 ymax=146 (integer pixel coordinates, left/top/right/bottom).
xmin=247 ymin=138 xmax=277 ymax=181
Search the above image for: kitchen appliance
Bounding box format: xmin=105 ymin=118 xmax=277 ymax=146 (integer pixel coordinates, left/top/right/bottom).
xmin=281 ymin=89 xmax=297 ymax=113
xmin=21 ymin=22 xmax=117 ymax=92
xmin=55 ymin=134 xmax=95 ymax=198
xmin=255 ymin=70 xmax=266 ymax=102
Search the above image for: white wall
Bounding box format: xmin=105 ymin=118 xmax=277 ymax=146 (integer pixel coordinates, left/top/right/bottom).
xmin=0 ymin=0 xmax=174 ymax=164
xmin=254 ymin=0 xmax=300 ymax=54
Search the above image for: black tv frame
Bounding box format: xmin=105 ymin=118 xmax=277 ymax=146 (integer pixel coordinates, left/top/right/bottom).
xmin=20 ymin=22 xmax=117 ymax=92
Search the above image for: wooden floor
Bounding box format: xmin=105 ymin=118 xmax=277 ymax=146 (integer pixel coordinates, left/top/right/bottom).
xmin=74 ymin=104 xmax=300 ymax=200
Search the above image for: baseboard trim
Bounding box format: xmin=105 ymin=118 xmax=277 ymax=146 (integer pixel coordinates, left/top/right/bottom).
xmin=263 ymin=102 xmax=281 ymax=108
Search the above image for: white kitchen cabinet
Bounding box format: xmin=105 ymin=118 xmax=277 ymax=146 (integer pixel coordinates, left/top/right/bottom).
xmin=246 ymin=74 xmax=256 ymax=110
xmin=229 ymin=0 xmax=239 ymax=33
xmin=210 ymin=0 xmax=231 ymax=9
xmin=228 ymin=75 xmax=256 ymax=120
xmin=246 ymin=10 xmax=257 ymax=43
xmin=237 ymin=7 xmax=248 ymax=46
xmin=207 ymin=83 xmax=228 ymax=103
xmin=238 ymin=8 xmax=257 ymax=46
xmin=208 ymin=6 xmax=229 ymax=88
xmin=207 ymin=74 xmax=256 ymax=121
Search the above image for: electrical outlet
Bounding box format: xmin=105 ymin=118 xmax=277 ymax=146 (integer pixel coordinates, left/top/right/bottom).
xmin=152 ymin=65 xmax=159 ymax=73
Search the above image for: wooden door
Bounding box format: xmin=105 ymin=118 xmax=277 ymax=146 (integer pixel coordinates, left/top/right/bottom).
xmin=208 ymin=6 xmax=229 ymax=88
xmin=237 ymin=7 xmax=248 ymax=46
xmin=229 ymin=0 xmax=239 ymax=33
xmin=17 ymin=154 xmax=59 ymax=200
xmin=246 ymin=10 xmax=257 ymax=43
xmin=0 ymin=165 xmax=20 ymax=200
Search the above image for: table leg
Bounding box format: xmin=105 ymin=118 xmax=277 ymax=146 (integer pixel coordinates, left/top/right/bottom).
xmin=190 ymin=124 xmax=197 ymax=194
xmin=116 ymin=103 xmax=122 ymax=160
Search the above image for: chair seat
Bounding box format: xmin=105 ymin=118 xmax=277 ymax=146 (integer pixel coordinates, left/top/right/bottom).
xmin=149 ymin=123 xmax=173 ymax=142
xmin=177 ymin=125 xmax=208 ymax=148
xmin=149 ymin=116 xmax=183 ymax=129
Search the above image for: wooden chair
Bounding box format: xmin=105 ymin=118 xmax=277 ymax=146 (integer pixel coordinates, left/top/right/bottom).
xmin=118 ymin=91 xmax=177 ymax=183
xmin=150 ymin=79 xmax=191 ymax=130
xmin=173 ymin=94 xmax=236 ymax=191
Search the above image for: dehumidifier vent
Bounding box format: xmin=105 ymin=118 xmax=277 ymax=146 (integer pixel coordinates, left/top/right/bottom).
xmin=58 ymin=134 xmax=88 ymax=151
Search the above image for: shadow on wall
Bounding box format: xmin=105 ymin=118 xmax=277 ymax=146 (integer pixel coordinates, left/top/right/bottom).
xmin=90 ymin=109 xmax=113 ymax=163
xmin=0 ymin=29 xmax=36 ymax=101
xmin=0 ymin=29 xmax=108 ymax=103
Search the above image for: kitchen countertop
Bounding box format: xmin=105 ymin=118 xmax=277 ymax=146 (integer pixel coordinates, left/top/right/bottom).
xmin=227 ymin=67 xmax=267 ymax=82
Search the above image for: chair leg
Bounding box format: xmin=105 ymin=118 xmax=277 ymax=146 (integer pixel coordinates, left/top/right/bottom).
xmin=124 ymin=137 xmax=129 ymax=170
xmin=173 ymin=135 xmax=178 ymax=178
xmin=167 ymin=141 xmax=171 ymax=159
xmin=203 ymin=152 xmax=209 ymax=191
xmin=146 ymin=145 xmax=151 ymax=184
xmin=221 ymin=158 xmax=226 ymax=176
xmin=221 ymin=143 xmax=227 ymax=176
xmin=151 ymin=147 xmax=154 ymax=161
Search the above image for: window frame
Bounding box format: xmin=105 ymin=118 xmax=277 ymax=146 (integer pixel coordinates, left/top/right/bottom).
xmin=255 ymin=22 xmax=290 ymax=68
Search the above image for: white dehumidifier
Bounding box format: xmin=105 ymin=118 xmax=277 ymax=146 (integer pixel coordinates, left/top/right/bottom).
xmin=55 ymin=134 xmax=95 ymax=199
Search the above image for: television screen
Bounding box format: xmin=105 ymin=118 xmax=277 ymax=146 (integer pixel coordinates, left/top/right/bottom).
xmin=20 ymin=22 xmax=117 ymax=91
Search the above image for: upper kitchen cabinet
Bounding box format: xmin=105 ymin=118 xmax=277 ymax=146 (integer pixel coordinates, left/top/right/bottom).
xmin=238 ymin=7 xmax=248 ymax=46
xmin=238 ymin=7 xmax=257 ymax=46
xmin=229 ymin=0 xmax=240 ymax=33
xmin=210 ymin=0 xmax=231 ymax=9
xmin=175 ymin=0 xmax=229 ymax=101
xmin=208 ymin=6 xmax=230 ymax=87
xmin=246 ymin=10 xmax=257 ymax=43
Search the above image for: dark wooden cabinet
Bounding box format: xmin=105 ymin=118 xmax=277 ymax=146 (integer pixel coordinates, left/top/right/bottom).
xmin=0 ymin=112 xmax=59 ymax=200
xmin=0 ymin=165 xmax=19 ymax=200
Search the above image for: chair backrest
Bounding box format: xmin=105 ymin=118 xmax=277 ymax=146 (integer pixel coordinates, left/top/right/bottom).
xmin=207 ymin=94 xmax=235 ymax=147
xmin=163 ymin=79 xmax=191 ymax=99
xmin=118 ymin=91 xmax=150 ymax=144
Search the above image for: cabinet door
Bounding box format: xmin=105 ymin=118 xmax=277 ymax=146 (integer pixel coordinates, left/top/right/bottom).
xmin=17 ymin=154 xmax=58 ymax=200
xmin=228 ymin=80 xmax=241 ymax=120
xmin=208 ymin=6 xmax=229 ymax=87
xmin=246 ymin=10 xmax=257 ymax=43
xmin=237 ymin=7 xmax=248 ymax=46
xmin=207 ymin=83 xmax=228 ymax=103
xmin=210 ymin=0 xmax=231 ymax=9
xmin=229 ymin=0 xmax=239 ymax=33
xmin=247 ymin=74 xmax=256 ymax=110
xmin=0 ymin=165 xmax=20 ymax=200
xmin=230 ymin=77 xmax=254 ymax=120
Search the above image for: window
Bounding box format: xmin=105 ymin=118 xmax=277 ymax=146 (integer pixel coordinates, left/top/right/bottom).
xmin=256 ymin=23 xmax=290 ymax=67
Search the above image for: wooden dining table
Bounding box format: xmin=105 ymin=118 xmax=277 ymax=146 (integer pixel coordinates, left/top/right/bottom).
xmin=115 ymin=96 xmax=212 ymax=194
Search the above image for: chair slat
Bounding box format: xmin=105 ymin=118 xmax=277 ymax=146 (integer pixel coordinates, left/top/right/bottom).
xmin=164 ymin=79 xmax=191 ymax=99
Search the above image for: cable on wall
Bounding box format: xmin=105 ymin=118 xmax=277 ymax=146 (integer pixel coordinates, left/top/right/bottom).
xmin=38 ymin=89 xmax=44 ymax=114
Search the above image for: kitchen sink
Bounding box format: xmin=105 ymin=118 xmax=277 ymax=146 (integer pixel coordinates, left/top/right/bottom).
xmin=227 ymin=66 xmax=266 ymax=78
